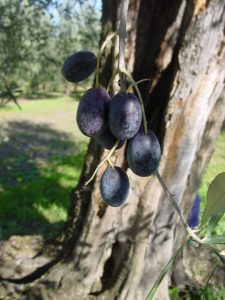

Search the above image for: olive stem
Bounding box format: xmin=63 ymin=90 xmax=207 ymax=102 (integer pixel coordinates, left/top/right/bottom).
xmin=122 ymin=69 xmax=148 ymax=134
xmin=127 ymin=78 xmax=151 ymax=92
xmin=85 ymin=140 xmax=120 ymax=186
xmin=155 ymin=170 xmax=203 ymax=244
xmin=95 ymin=32 xmax=117 ymax=88
xmin=107 ymin=158 xmax=115 ymax=169
xmin=118 ymin=0 xmax=129 ymax=92
xmin=107 ymin=69 xmax=119 ymax=93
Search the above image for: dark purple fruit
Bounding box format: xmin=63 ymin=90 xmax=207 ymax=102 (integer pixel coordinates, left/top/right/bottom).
xmin=62 ymin=51 xmax=97 ymax=83
xmin=95 ymin=127 xmax=125 ymax=150
xmin=127 ymin=130 xmax=161 ymax=177
xmin=188 ymin=194 xmax=201 ymax=228
xmin=108 ymin=92 xmax=142 ymax=140
xmin=100 ymin=166 xmax=129 ymax=207
xmin=76 ymin=87 xmax=110 ymax=137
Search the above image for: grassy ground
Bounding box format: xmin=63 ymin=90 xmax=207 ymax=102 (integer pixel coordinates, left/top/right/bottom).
xmin=0 ymin=96 xmax=224 ymax=240
xmin=0 ymin=95 xmax=88 ymax=239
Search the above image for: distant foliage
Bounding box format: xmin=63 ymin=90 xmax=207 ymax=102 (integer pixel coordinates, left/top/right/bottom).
xmin=0 ymin=0 xmax=101 ymax=97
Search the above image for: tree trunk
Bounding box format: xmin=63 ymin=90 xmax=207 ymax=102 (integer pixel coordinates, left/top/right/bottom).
xmin=2 ymin=0 xmax=225 ymax=299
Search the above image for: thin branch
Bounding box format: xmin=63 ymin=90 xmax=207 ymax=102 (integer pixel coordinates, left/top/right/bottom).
xmin=95 ymin=32 xmax=117 ymax=88
xmin=155 ymin=170 xmax=203 ymax=244
xmin=85 ymin=140 xmax=120 ymax=185
xmin=118 ymin=0 xmax=129 ymax=92
xmin=107 ymin=69 xmax=119 ymax=92
xmin=127 ymin=78 xmax=151 ymax=92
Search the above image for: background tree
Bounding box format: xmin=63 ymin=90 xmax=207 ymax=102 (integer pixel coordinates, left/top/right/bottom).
xmin=0 ymin=0 xmax=100 ymax=98
xmin=1 ymin=0 xmax=225 ymax=299
xmin=0 ymin=0 xmax=52 ymax=95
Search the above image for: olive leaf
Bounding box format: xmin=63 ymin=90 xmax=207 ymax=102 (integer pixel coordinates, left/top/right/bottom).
xmin=204 ymin=235 xmax=225 ymax=244
xmin=201 ymin=172 xmax=225 ymax=226
xmin=206 ymin=214 xmax=223 ymax=236
xmin=145 ymin=242 xmax=187 ymax=300
xmin=203 ymin=262 xmax=219 ymax=300
xmin=203 ymin=244 xmax=225 ymax=268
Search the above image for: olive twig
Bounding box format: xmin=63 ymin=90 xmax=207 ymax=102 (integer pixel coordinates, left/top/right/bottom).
xmin=155 ymin=170 xmax=203 ymax=244
xmin=117 ymin=0 xmax=148 ymax=133
xmin=85 ymin=140 xmax=120 ymax=186
xmin=127 ymin=78 xmax=151 ymax=92
xmin=95 ymin=32 xmax=117 ymax=88
xmin=107 ymin=158 xmax=115 ymax=169
xmin=118 ymin=0 xmax=129 ymax=93
xmin=107 ymin=69 xmax=119 ymax=92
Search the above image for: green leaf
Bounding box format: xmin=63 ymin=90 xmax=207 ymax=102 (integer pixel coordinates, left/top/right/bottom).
xmin=206 ymin=214 xmax=223 ymax=236
xmin=203 ymin=244 xmax=225 ymax=268
xmin=201 ymin=173 xmax=225 ymax=226
xmin=203 ymin=262 xmax=218 ymax=300
xmin=145 ymin=242 xmax=187 ymax=300
xmin=204 ymin=235 xmax=225 ymax=244
xmin=214 ymin=250 xmax=225 ymax=267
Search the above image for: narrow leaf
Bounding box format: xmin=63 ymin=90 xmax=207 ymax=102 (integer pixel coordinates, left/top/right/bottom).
xmin=204 ymin=235 xmax=225 ymax=245
xmin=201 ymin=173 xmax=225 ymax=225
xmin=145 ymin=242 xmax=187 ymax=300
xmin=203 ymin=244 xmax=225 ymax=268
xmin=206 ymin=214 xmax=223 ymax=236
xmin=203 ymin=262 xmax=218 ymax=300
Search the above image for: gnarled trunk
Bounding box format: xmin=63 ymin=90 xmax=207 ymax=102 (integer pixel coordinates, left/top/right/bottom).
xmin=1 ymin=0 xmax=225 ymax=299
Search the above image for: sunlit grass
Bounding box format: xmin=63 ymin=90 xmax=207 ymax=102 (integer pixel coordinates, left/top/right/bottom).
xmin=0 ymin=148 xmax=87 ymax=239
xmin=0 ymin=95 xmax=88 ymax=239
xmin=0 ymin=97 xmax=75 ymax=114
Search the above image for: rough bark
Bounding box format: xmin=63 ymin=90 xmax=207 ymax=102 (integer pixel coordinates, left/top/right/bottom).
xmin=1 ymin=0 xmax=225 ymax=299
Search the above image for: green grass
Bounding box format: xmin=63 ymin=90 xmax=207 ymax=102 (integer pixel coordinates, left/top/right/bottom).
xmin=0 ymin=95 xmax=88 ymax=239
xmin=0 ymin=96 xmax=75 ymax=116
xmin=1 ymin=96 xmax=70 ymax=112
xmin=0 ymin=150 xmax=86 ymax=239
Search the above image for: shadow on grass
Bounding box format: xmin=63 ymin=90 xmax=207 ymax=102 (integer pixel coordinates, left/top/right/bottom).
xmin=0 ymin=121 xmax=87 ymax=240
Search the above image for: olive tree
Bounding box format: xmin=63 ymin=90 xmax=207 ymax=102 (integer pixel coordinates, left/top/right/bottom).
xmin=1 ymin=0 xmax=225 ymax=299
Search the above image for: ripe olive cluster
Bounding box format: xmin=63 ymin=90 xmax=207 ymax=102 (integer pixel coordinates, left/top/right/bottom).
xmin=62 ymin=51 xmax=161 ymax=207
